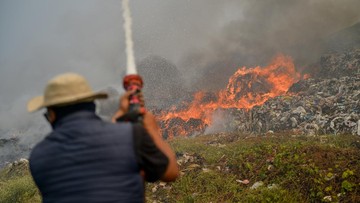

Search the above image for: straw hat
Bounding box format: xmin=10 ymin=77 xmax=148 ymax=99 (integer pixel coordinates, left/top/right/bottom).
xmin=27 ymin=73 xmax=108 ymax=112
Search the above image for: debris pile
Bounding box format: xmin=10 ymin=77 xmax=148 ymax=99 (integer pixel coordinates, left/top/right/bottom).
xmin=176 ymin=152 xmax=205 ymax=174
xmin=156 ymin=49 xmax=359 ymax=137
xmin=157 ymin=74 xmax=359 ymax=137
xmin=318 ymin=48 xmax=360 ymax=78
xmin=231 ymin=74 xmax=360 ymax=135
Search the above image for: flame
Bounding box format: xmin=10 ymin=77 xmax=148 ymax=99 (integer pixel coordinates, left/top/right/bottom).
xmin=158 ymin=55 xmax=301 ymax=138
xmin=303 ymin=73 xmax=311 ymax=80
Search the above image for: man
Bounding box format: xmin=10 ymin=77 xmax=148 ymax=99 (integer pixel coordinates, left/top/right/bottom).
xmin=28 ymin=73 xmax=179 ymax=203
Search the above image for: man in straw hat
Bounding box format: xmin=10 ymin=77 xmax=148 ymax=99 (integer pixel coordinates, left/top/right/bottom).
xmin=28 ymin=73 xmax=178 ymax=202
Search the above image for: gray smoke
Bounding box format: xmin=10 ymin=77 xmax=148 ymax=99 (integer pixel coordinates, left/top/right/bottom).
xmin=204 ymin=109 xmax=237 ymax=135
xmin=179 ymin=0 xmax=360 ymax=91
xmin=0 ymin=0 xmax=360 ymax=164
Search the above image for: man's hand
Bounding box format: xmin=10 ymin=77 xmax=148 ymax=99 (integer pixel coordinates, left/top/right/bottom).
xmin=112 ymin=90 xmax=179 ymax=182
xmin=111 ymin=90 xmax=145 ymax=122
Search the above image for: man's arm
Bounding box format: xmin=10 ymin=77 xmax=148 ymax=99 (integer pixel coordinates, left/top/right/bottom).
xmin=142 ymin=112 xmax=179 ymax=182
xmin=113 ymin=91 xmax=179 ymax=182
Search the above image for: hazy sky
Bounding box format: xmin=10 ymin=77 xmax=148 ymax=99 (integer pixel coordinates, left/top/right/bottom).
xmin=0 ymin=0 xmax=359 ymax=130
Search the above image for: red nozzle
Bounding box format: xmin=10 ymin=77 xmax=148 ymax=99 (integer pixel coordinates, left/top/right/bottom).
xmin=123 ymin=74 xmax=143 ymax=90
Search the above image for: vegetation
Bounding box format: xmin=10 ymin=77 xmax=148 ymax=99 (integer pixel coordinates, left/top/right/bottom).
xmin=1 ymin=134 xmax=359 ymax=202
xmin=0 ymin=161 xmax=40 ymax=203
xmin=146 ymin=134 xmax=360 ymax=202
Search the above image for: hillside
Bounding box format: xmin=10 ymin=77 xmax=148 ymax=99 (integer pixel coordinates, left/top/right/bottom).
xmin=324 ymin=22 xmax=360 ymax=53
xmin=1 ymin=133 xmax=359 ymax=203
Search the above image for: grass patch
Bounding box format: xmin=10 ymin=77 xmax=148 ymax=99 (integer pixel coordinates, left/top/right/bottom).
xmin=0 ymin=163 xmax=40 ymax=203
xmin=148 ymin=134 xmax=360 ymax=202
xmin=1 ymin=134 xmax=359 ymax=202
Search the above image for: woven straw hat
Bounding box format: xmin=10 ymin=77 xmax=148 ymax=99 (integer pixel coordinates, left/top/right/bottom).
xmin=27 ymin=73 xmax=108 ymax=112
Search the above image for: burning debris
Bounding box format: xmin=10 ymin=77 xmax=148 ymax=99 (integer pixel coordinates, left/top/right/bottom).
xmin=157 ymin=50 xmax=360 ymax=137
xmin=158 ymin=55 xmax=304 ymax=138
xmin=234 ymin=74 xmax=360 ymax=135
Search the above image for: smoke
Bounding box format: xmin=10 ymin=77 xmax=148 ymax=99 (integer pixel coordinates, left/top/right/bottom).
xmin=0 ymin=0 xmax=360 ymax=164
xmin=179 ymin=0 xmax=360 ymax=91
xmin=122 ymin=0 xmax=137 ymax=74
xmin=0 ymin=0 xmax=127 ymax=165
xmin=204 ymin=109 xmax=237 ymax=135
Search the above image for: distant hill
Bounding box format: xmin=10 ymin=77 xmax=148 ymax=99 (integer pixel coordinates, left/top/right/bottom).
xmin=137 ymin=56 xmax=187 ymax=108
xmin=323 ymin=22 xmax=360 ymax=53
xmin=304 ymin=22 xmax=360 ymax=78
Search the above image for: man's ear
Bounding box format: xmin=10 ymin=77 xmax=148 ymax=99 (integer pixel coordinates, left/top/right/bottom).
xmin=47 ymin=108 xmax=56 ymax=123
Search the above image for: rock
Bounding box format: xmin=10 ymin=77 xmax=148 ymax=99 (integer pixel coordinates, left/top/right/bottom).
xmin=152 ymin=186 xmax=158 ymax=193
xmin=323 ymin=196 xmax=332 ymax=202
xmin=159 ymin=182 xmax=167 ymax=187
xmin=267 ymin=165 xmax=274 ymax=171
xmin=290 ymin=117 xmax=298 ymax=127
xmin=267 ymin=184 xmax=278 ymax=189
xmin=266 ymin=157 xmax=274 ymax=163
xmin=236 ymin=179 xmax=250 ymax=184
xmin=267 ymin=130 xmax=274 ymax=134
xmin=19 ymin=158 xmax=28 ymax=164
xmin=202 ymin=168 xmax=211 ymax=172
xmin=250 ymin=181 xmax=264 ymax=190
xmin=320 ymin=135 xmax=328 ymax=143
xmin=292 ymin=106 xmax=306 ymax=118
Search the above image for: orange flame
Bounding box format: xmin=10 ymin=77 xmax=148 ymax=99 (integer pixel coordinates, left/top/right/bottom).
xmin=158 ymin=55 xmax=301 ymax=138
xmin=303 ymin=73 xmax=311 ymax=80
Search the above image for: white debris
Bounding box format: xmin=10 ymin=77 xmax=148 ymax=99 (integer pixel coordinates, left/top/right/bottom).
xmin=323 ymin=196 xmax=332 ymax=201
xmin=267 ymin=184 xmax=278 ymax=189
xmin=250 ymin=181 xmax=264 ymax=190
xmin=236 ymin=179 xmax=250 ymax=184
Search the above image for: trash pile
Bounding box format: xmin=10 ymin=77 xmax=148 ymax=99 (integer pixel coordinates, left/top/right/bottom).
xmin=156 ymin=48 xmax=360 ymax=137
xmin=234 ymin=48 xmax=360 ymax=136
xmin=318 ymin=48 xmax=360 ymax=78
xmin=230 ymin=74 xmax=360 ymax=136
xmin=157 ymin=73 xmax=360 ymax=137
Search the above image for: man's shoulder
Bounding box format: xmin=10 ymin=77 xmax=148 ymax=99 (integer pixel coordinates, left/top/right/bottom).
xmin=99 ymin=120 xmax=134 ymax=133
xmin=30 ymin=131 xmax=53 ymax=149
xmin=88 ymin=117 xmax=133 ymax=129
xmin=29 ymin=132 xmax=53 ymax=163
xmin=82 ymin=120 xmax=135 ymax=144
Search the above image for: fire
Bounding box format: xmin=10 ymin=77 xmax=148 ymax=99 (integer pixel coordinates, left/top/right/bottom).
xmin=303 ymin=73 xmax=311 ymax=80
xmin=158 ymin=55 xmax=301 ymax=138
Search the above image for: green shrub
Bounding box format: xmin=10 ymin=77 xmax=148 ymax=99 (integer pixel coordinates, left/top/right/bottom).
xmin=240 ymin=187 xmax=302 ymax=203
xmin=0 ymin=175 xmax=40 ymax=203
